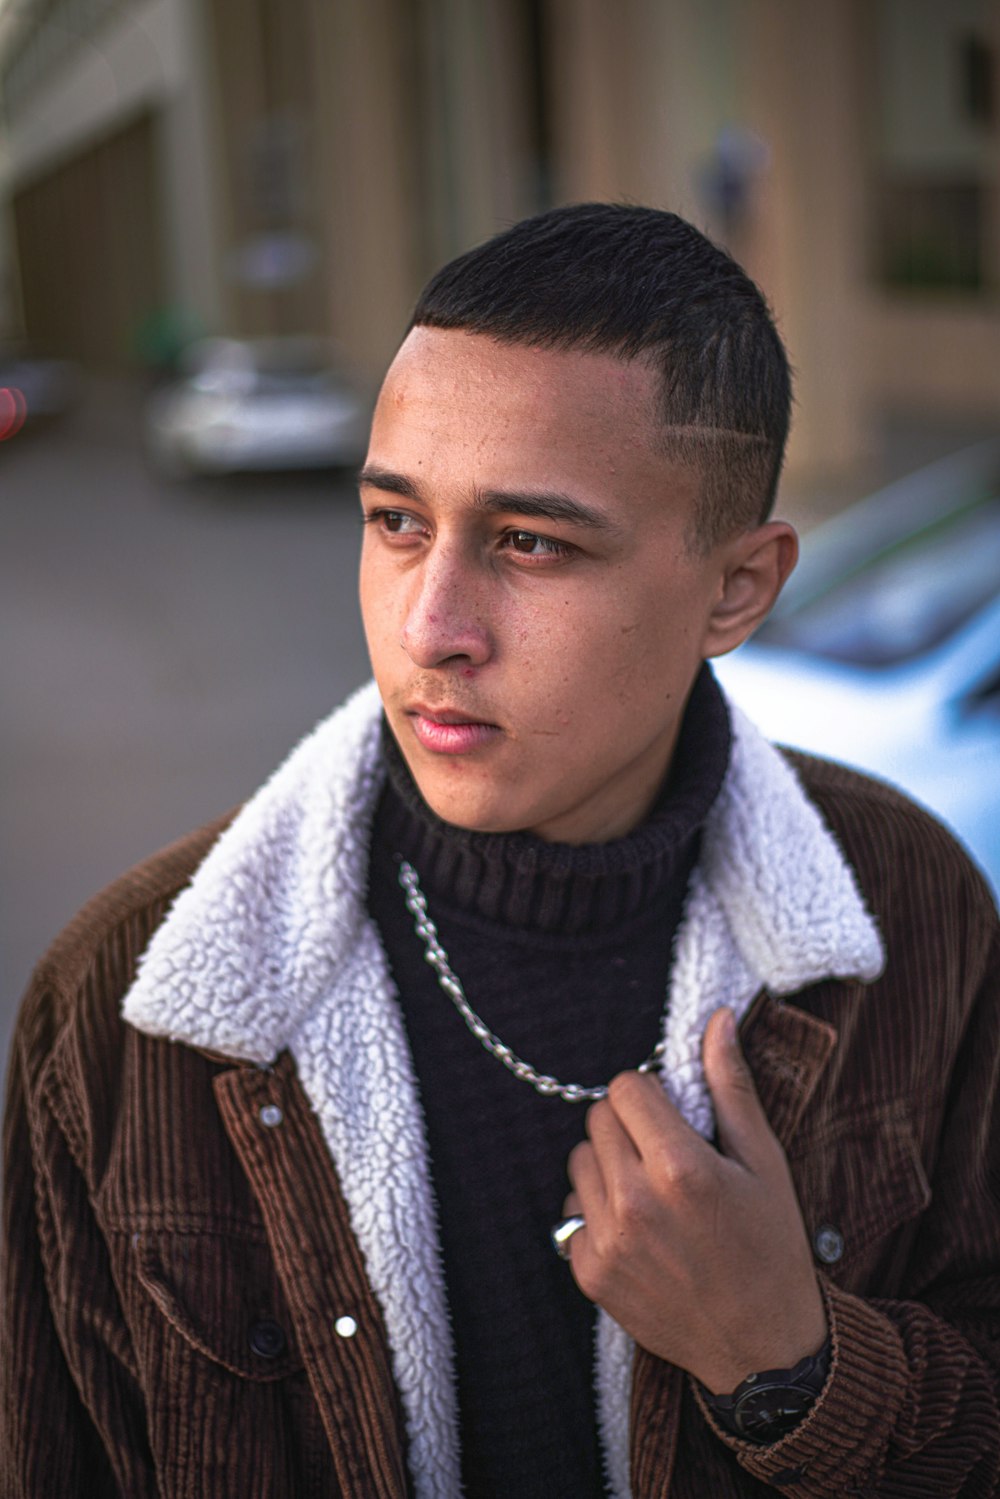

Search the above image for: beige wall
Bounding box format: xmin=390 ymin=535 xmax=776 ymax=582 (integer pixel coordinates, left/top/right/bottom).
xmin=550 ymin=0 xmax=736 ymax=219
xmin=306 ymin=0 xmax=423 ymax=382
xmin=864 ymin=0 xmax=1000 ymax=423
xmin=739 ymin=0 xmax=871 ymax=481
xmin=307 ymin=0 xmax=545 ymax=385
xmin=548 ymin=0 xmax=1000 ymax=484
xmin=868 ymin=301 xmax=1000 ymax=413
xmin=2 ymin=0 xmax=997 ymax=469
xmin=548 ymin=0 xmax=871 ymax=481
xmin=1 ymin=0 xmax=225 ymax=334
xmin=12 ymin=111 xmax=166 ymax=367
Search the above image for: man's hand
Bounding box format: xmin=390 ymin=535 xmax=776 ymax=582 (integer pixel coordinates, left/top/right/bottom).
xmin=562 ymin=1006 xmax=827 ymax=1394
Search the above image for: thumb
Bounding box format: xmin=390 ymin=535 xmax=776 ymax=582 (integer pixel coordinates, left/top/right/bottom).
xmin=703 ymin=1007 xmax=774 ymax=1170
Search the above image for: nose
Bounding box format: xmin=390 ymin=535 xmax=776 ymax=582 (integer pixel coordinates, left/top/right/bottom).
xmin=400 ymin=548 xmax=493 ymax=669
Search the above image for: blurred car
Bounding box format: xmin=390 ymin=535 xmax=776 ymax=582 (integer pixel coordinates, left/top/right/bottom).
xmin=714 ymin=439 xmax=1000 ymax=902
xmin=144 ymin=335 xmax=369 ymax=477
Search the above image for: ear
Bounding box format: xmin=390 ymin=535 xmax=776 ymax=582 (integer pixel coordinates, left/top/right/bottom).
xmin=701 ymin=521 xmax=798 ymax=658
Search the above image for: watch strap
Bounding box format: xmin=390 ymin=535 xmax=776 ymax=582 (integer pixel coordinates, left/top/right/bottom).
xmin=700 ymin=1337 xmax=832 ymax=1444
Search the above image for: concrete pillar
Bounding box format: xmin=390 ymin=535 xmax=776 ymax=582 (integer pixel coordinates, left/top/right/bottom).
xmin=161 ymin=0 xmax=227 ymax=333
xmin=548 ymin=0 xmax=646 ymax=203
xmin=739 ymin=0 xmax=869 ymax=481
xmin=416 ymin=0 xmax=533 ymax=265
xmin=307 ymin=0 xmax=423 ymax=382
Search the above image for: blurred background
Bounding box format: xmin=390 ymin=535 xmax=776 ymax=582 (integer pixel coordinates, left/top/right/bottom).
xmin=2 ymin=0 xmax=999 ymax=1067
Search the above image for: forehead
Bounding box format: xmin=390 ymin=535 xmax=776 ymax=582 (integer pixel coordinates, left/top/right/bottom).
xmin=369 ymin=327 xmax=685 ymax=507
xmin=380 ymin=325 xmax=660 ymax=419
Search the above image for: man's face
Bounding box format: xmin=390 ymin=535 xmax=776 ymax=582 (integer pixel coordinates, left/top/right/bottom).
xmin=359 ymin=327 xmax=732 ymax=844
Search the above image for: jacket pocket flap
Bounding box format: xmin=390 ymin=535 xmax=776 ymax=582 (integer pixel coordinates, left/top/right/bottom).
xmin=789 ymin=1103 xmax=932 ymax=1266
xmin=135 ymin=1231 xmax=304 ymax=1381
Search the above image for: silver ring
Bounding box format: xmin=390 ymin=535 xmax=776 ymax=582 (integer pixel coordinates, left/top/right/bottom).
xmin=551 ymin=1214 xmax=586 ymax=1261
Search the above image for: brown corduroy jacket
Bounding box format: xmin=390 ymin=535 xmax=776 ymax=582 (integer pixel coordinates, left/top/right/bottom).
xmin=3 ymin=689 xmax=1000 ymax=1497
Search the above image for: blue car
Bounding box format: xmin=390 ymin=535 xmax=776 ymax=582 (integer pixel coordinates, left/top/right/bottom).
xmin=715 ymin=440 xmax=1000 ymax=903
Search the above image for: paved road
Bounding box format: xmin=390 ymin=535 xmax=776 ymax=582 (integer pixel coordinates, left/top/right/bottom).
xmin=2 ymin=382 xmax=371 ymax=1072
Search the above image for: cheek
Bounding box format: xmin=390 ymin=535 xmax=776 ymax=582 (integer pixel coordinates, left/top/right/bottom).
xmin=358 ymin=556 xmax=376 ymax=627
xmin=522 ymin=617 xmax=641 ymax=729
xmin=360 ymin=560 xmax=400 ymax=647
xmin=569 ymin=599 xmax=700 ymax=718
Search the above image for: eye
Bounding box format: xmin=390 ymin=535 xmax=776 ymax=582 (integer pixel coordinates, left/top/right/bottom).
xmin=504 ymin=529 xmax=572 ymax=558
xmin=363 ymin=507 xmax=424 ymax=536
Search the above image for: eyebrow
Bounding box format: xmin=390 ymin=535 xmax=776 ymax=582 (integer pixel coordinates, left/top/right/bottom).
xmin=357 ymin=465 xmax=618 ymax=534
xmin=357 ymin=465 xmax=421 ymax=501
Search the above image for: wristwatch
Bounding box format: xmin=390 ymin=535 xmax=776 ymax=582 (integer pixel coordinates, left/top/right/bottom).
xmin=700 ymin=1339 xmax=832 ymax=1445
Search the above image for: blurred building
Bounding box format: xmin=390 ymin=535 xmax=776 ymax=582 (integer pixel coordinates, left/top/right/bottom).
xmin=0 ymin=0 xmax=997 ymax=481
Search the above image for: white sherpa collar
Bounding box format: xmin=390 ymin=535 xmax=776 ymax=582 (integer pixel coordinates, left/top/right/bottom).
xmin=124 ymin=680 xmax=883 ymax=1499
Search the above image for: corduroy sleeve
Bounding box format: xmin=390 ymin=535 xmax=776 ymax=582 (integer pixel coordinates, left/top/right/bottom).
xmin=0 ymin=986 xmax=156 ymax=1499
xmin=696 ymin=920 xmax=1000 ymax=1497
xmin=695 ymin=1276 xmax=1000 ymax=1496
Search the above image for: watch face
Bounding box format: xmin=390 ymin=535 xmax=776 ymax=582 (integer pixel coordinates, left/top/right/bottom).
xmin=734 ymin=1382 xmax=815 ymax=1441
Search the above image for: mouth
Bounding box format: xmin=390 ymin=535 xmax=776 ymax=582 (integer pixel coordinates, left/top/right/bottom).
xmin=405 ymin=703 xmax=503 ymax=755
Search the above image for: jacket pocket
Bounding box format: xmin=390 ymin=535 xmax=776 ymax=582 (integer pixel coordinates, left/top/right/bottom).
xmin=787 ymin=1101 xmax=932 ymax=1288
xmin=133 ymin=1228 xmax=304 ymax=1381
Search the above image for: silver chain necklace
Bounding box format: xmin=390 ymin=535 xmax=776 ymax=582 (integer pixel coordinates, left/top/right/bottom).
xmin=398 ymin=859 xmax=667 ymax=1103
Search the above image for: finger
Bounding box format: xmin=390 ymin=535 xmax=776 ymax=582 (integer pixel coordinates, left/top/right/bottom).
xmin=702 ymin=1007 xmax=775 ymax=1171
xmin=605 ymin=1069 xmax=700 ymax=1163
xmin=561 ymin=1189 xmax=584 ymax=1220
xmin=567 ymin=1138 xmax=607 ymax=1210
xmin=585 ymin=1096 xmax=641 ymax=1174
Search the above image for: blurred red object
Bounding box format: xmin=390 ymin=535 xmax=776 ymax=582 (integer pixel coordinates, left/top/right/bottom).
xmin=0 ymin=387 xmax=27 ymax=441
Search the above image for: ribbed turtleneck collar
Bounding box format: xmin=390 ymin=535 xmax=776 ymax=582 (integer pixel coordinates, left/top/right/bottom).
xmin=373 ymin=664 xmax=731 ymax=937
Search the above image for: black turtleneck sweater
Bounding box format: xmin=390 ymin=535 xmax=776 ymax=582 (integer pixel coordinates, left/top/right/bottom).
xmin=365 ymin=666 xmax=731 ymax=1498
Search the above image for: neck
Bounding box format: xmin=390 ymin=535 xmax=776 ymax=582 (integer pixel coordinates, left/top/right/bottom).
xmin=374 ymin=663 xmax=731 ymax=937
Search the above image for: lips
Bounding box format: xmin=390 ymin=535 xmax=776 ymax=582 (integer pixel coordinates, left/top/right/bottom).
xmin=406 ymin=704 xmax=502 ymax=755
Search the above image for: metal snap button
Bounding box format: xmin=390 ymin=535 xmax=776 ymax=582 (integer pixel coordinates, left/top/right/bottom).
xmin=259 ymin=1104 xmax=283 ymax=1128
xmin=334 ymin=1315 xmax=358 ymax=1339
xmin=813 ymin=1223 xmax=845 ymax=1264
xmin=248 ymin=1317 xmax=287 ymax=1358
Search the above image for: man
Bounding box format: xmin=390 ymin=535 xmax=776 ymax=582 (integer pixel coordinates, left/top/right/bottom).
xmin=2 ymin=204 xmax=998 ymax=1498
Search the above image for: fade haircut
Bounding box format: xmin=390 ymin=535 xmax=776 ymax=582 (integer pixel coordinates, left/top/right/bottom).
xmin=410 ymin=202 xmax=792 ymax=549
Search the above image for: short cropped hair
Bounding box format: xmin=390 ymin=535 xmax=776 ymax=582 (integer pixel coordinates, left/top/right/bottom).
xmin=410 ymin=203 xmax=792 ymax=548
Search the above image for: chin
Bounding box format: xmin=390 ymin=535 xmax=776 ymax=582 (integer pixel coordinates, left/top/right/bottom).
xmin=429 ymin=798 xmax=523 ymax=836
xmin=414 ymin=779 xmax=525 ymax=837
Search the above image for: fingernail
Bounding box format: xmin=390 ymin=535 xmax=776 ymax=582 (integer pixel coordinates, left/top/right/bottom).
xmin=722 ymin=1008 xmax=737 ymax=1046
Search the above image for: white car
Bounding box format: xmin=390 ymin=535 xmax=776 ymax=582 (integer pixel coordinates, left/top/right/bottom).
xmin=145 ymin=336 xmax=369 ymax=478
xmin=715 ymin=440 xmax=1000 ymax=903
